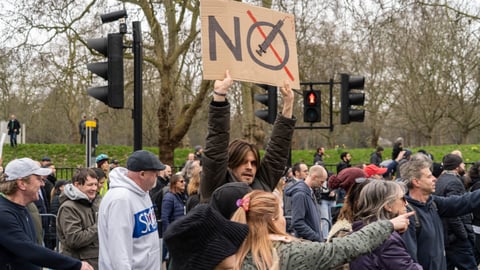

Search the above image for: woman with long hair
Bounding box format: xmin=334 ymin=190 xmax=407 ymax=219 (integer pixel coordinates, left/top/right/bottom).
xmin=231 ymin=190 xmax=414 ymax=270
xmin=349 ymin=181 xmax=422 ymax=269
xmin=327 ymin=168 xmax=371 ymax=243
xmin=181 ymin=159 xmax=201 ymax=186
xmin=161 ymin=173 xmax=187 ymax=264
xmin=185 ymin=160 xmax=202 ymax=212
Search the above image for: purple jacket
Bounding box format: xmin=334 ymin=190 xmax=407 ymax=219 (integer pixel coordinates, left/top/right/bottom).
xmin=350 ymin=220 xmax=423 ymax=270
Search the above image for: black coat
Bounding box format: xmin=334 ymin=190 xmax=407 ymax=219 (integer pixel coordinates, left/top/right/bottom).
xmin=7 ymin=119 xmax=20 ymax=135
xmin=434 ymin=172 xmax=474 ymax=246
xmin=470 ymin=177 xmax=480 ymax=227
xmin=199 ymin=101 xmax=296 ymax=203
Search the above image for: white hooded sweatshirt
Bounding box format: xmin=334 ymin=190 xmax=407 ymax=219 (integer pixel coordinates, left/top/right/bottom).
xmin=98 ymin=167 xmax=160 ymax=270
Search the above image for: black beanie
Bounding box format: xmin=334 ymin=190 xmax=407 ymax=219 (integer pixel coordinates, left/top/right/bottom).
xmin=164 ymin=204 xmax=249 ymax=270
xmin=209 ymin=182 xmax=252 ymax=219
xmin=442 ymin=154 xmax=463 ymax=170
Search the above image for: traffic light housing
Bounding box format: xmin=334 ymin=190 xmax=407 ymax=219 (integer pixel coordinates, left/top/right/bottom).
xmin=340 ymin=73 xmax=365 ymax=124
xmin=303 ymin=90 xmax=321 ymax=123
xmin=254 ymin=84 xmax=277 ymax=124
xmin=86 ymin=33 xmax=124 ymax=109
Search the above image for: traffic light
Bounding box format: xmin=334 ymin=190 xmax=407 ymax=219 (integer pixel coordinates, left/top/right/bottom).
xmin=254 ymin=84 xmax=277 ymax=124
xmin=303 ymin=90 xmax=321 ymax=123
xmin=340 ymin=73 xmax=365 ymax=124
xmin=86 ymin=33 xmax=124 ymax=109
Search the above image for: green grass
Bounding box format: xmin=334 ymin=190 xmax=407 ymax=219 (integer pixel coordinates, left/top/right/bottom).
xmin=2 ymin=144 xmax=146 ymax=168
xmin=2 ymin=143 xmax=479 ymax=169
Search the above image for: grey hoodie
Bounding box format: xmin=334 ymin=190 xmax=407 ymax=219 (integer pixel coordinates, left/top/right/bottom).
xmin=61 ymin=184 xmax=90 ymax=202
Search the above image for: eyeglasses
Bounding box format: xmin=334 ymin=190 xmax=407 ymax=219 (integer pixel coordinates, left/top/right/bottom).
xmin=31 ymin=175 xmax=45 ymax=183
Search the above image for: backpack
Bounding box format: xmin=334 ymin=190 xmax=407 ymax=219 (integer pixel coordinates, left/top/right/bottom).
xmin=406 ymin=201 xmax=437 ymax=238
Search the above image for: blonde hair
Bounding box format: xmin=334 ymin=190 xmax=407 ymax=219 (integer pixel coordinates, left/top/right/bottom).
xmin=231 ymin=190 xmax=289 ymax=270
xmin=187 ymin=173 xmax=200 ymax=196
xmin=0 ymin=174 xmax=29 ymax=195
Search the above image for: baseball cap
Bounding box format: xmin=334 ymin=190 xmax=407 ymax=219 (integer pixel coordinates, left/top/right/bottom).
xmin=364 ymin=164 xmax=388 ymax=178
xmin=41 ymin=156 xmax=51 ymax=162
xmin=5 ymin=158 xmax=52 ymax=181
xmin=127 ymin=150 xmax=166 ymax=171
xmin=95 ymin=154 xmax=109 ymax=164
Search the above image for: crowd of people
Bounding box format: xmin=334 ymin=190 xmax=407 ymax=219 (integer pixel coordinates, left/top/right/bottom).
xmin=2 ymin=71 xmax=480 ymax=270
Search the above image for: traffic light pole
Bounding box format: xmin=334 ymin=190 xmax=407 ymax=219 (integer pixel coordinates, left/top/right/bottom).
xmin=133 ymin=21 xmax=142 ymax=151
xmin=85 ymin=120 xmax=96 ymax=167
xmin=295 ymin=81 xmax=334 ymax=131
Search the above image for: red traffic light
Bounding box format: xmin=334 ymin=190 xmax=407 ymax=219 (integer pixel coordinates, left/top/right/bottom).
xmin=308 ymin=92 xmax=317 ymax=106
xmin=303 ymin=90 xmax=321 ymax=123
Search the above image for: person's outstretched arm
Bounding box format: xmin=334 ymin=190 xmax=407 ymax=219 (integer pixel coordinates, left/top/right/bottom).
xmin=254 ymin=80 xmax=296 ymax=192
xmin=200 ymin=71 xmax=234 ymax=202
xmin=285 ymin=212 xmax=415 ymax=269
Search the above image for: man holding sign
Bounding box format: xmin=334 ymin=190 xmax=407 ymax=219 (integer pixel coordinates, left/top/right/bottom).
xmin=199 ymin=70 xmax=296 ymax=202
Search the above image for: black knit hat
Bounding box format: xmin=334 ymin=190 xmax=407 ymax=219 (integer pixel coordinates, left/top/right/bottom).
xmin=442 ymin=154 xmax=463 ymax=170
xmin=209 ymin=182 xmax=252 ymax=219
xmin=164 ymin=204 xmax=249 ymax=270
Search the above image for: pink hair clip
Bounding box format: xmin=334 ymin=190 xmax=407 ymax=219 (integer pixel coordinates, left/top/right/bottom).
xmin=236 ymin=197 xmax=250 ymax=212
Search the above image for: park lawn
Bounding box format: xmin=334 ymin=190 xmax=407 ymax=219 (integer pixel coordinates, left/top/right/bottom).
xmin=2 ymin=143 xmax=479 ymax=169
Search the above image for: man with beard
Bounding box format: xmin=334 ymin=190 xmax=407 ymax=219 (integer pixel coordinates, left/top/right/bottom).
xmin=149 ymin=164 xmax=171 ymax=236
xmin=199 ymin=70 xmax=295 ymax=203
xmin=433 ymin=154 xmax=476 ymax=270
xmin=336 ymin=152 xmax=352 ymax=174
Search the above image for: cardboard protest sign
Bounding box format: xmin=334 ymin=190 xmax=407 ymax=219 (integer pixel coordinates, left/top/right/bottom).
xmin=201 ymin=0 xmax=300 ymax=89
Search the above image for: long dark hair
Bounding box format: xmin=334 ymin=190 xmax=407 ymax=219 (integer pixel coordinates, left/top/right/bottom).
xmin=170 ymin=173 xmax=185 ymax=194
xmin=228 ymin=139 xmax=260 ymax=171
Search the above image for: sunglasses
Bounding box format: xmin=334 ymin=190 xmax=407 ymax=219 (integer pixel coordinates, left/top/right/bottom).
xmin=355 ymin=177 xmax=375 ymax=184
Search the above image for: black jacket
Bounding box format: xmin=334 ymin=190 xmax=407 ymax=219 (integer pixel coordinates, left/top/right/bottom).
xmin=470 ymin=177 xmax=480 ymax=227
xmin=434 ymin=172 xmax=474 ymax=246
xmin=7 ymin=119 xmax=20 ymax=135
xmin=336 ymin=160 xmax=351 ymax=174
xmin=199 ymin=100 xmax=296 ymax=202
xmin=369 ymin=152 xmax=382 ymax=166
